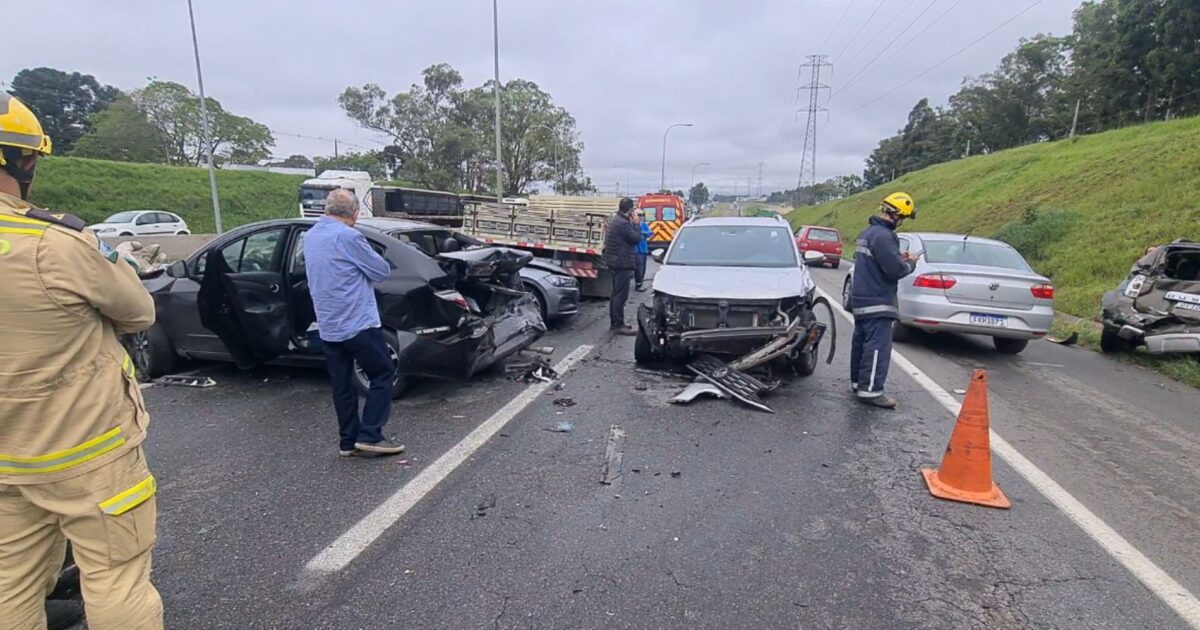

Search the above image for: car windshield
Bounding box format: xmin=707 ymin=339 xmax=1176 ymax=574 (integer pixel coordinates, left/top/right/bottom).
xmin=807 ymin=228 xmax=839 ymax=242
xmin=666 ymin=225 xmax=797 ymax=268
xmin=104 ymin=211 xmax=139 ymax=223
xmin=924 ymin=240 xmax=1031 ymax=271
xmin=299 ymin=187 xmax=332 ymax=203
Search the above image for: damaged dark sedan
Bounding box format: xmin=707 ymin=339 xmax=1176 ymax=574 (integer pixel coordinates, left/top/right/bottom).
xmin=1100 ymin=239 xmax=1200 ymax=355
xmin=130 ymin=218 xmax=545 ymax=397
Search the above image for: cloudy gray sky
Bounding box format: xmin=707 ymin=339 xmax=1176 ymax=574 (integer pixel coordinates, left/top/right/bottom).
xmin=8 ymin=0 xmax=1083 ymax=195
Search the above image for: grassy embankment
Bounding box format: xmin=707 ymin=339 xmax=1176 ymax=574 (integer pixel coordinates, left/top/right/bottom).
xmin=788 ymin=116 xmax=1200 ymax=386
xmin=29 ymin=156 xmax=307 ymax=233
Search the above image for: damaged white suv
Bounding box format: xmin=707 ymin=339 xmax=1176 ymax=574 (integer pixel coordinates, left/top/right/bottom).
xmin=635 ymin=215 xmax=831 ymax=377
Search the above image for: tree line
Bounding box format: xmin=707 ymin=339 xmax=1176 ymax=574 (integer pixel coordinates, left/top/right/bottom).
xmin=7 ymin=62 xmax=592 ymax=197
xmin=773 ymin=0 xmax=1200 ymax=203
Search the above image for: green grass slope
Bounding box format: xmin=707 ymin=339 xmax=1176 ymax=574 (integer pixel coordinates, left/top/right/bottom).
xmin=29 ymin=157 xmax=307 ymax=233
xmin=789 ymin=116 xmax=1200 ymax=318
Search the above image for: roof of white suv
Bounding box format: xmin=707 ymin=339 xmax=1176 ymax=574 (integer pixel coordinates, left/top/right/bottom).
xmin=685 ymin=216 xmax=788 ymax=228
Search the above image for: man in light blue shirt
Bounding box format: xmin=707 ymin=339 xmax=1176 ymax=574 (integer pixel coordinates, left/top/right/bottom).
xmin=303 ymin=189 xmax=404 ymax=457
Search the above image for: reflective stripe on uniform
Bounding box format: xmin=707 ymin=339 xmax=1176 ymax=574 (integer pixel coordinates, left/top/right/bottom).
xmin=99 ymin=474 xmax=156 ymax=516
xmin=122 ymin=353 xmax=137 ymax=379
xmin=852 ymin=304 xmax=898 ymax=316
xmin=0 ymin=213 xmax=50 ymax=226
xmin=0 ymin=427 xmax=126 ymax=475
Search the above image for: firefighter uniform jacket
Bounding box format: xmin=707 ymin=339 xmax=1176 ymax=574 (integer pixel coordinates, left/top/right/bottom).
xmin=0 ymin=191 xmax=156 ymax=484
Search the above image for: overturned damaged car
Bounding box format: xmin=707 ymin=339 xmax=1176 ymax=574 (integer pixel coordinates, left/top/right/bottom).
xmin=636 ymin=216 xmax=834 ymax=411
xmin=1100 ymin=239 xmax=1200 ymax=355
xmin=129 ymin=218 xmax=545 ymax=396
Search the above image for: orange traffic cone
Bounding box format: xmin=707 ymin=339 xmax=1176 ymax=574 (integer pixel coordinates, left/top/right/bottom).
xmin=921 ymin=369 xmax=1010 ymax=509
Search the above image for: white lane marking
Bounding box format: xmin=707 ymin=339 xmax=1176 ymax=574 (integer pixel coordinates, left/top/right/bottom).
xmin=816 ymin=287 xmax=1200 ymax=628
xmin=302 ymin=344 xmax=594 ymax=578
xmin=1023 ymin=361 xmax=1066 ymax=368
xmin=138 ymin=382 xmax=154 ymax=390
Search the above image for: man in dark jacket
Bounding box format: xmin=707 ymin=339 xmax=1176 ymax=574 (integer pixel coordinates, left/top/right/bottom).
xmin=604 ymin=197 xmax=643 ymax=334
xmin=849 ymin=192 xmax=918 ymax=408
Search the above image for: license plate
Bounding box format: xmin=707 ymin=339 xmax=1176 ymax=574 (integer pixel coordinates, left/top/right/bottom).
xmin=969 ymin=313 xmax=1008 ymax=328
xmin=1175 ymin=302 xmax=1200 ymax=312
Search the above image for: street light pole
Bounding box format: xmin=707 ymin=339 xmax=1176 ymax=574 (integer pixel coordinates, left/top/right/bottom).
xmin=690 ymin=162 xmax=710 ymax=190
xmin=492 ymin=0 xmax=504 ymax=210
xmin=186 ymin=0 xmax=222 ymax=234
xmin=613 ymin=165 xmax=630 ymax=196
xmin=660 ymin=122 xmax=693 ymax=191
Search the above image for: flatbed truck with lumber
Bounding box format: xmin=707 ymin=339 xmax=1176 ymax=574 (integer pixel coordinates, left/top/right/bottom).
xmin=461 ymin=195 xmax=619 ymax=298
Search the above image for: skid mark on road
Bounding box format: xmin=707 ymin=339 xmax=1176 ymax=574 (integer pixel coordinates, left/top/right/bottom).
xmin=816 ymin=287 xmax=1200 ymax=628
xmin=297 ymin=344 xmax=595 ymax=586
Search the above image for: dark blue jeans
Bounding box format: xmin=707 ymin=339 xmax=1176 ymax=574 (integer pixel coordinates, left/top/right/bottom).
xmin=321 ymin=328 xmax=396 ymax=451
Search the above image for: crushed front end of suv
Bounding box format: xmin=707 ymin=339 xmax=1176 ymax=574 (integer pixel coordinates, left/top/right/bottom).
xmin=1100 ymin=239 xmax=1200 ymax=354
xmin=636 ymin=217 xmax=833 ymax=406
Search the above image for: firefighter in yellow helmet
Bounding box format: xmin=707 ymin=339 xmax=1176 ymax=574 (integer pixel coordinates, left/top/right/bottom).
xmin=0 ymin=92 xmax=163 ymax=629
xmin=847 ymin=191 xmax=918 ymax=409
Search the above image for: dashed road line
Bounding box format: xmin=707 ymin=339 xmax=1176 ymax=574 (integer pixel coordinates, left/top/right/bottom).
xmin=816 ymin=286 xmax=1200 ymax=628
xmin=300 ymin=344 xmax=595 ymax=583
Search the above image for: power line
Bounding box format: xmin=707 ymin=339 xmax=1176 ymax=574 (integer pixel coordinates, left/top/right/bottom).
xmin=831 ymin=0 xmax=888 ymax=63
xmin=835 ymin=0 xmax=964 ymax=102
xmin=837 ymin=0 xmax=921 ymax=72
xmin=839 ymin=0 xmax=1046 ymax=118
xmin=816 ymin=0 xmax=857 ymax=56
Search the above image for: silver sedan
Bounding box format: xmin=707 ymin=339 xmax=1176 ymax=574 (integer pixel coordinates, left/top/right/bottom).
xmin=842 ymin=233 xmax=1054 ymax=354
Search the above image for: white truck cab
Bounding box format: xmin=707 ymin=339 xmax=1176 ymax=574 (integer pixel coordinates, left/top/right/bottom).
xmin=299 ymin=170 xmax=375 ymax=218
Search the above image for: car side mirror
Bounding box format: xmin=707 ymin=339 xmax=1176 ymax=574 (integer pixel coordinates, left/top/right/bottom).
xmin=802 ymin=251 xmax=824 ymax=265
xmin=167 ymin=260 xmax=187 ymax=278
xmin=651 ymin=248 xmax=666 ymax=263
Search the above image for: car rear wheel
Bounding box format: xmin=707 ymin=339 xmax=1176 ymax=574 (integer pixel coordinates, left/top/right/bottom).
xmin=993 ymin=337 xmax=1029 ymax=355
xmin=354 ymin=328 xmax=411 ymax=399
xmin=1100 ymin=326 xmax=1134 ymax=354
xmin=119 ymin=232 xmax=133 ymax=237
xmin=176 ymin=230 xmax=190 ymax=235
xmin=892 ymin=321 xmax=914 ymax=343
xmin=841 ymin=277 xmax=853 ymax=311
xmin=634 ymin=323 xmax=657 ymax=365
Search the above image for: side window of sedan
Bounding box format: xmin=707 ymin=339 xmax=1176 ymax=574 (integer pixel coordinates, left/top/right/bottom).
xmin=194 ymin=227 xmax=288 ymax=275
xmin=898 ymin=237 xmax=911 ymax=254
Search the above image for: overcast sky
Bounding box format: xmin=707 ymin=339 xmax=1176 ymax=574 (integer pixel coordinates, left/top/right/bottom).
xmin=7 ymin=0 xmax=1083 ymax=195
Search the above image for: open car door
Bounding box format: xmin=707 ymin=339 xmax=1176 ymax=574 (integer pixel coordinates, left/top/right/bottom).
xmin=197 ymin=227 xmax=293 ymax=369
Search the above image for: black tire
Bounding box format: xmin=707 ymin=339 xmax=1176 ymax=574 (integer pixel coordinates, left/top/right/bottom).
xmin=892 ymin=321 xmax=914 ymax=343
xmin=841 ymin=277 xmax=853 ymax=311
xmin=1100 ymin=326 xmax=1133 ymax=354
xmin=124 ymin=323 xmax=176 ymax=380
xmin=634 ymin=323 xmax=656 ymax=365
xmin=792 ymin=349 xmax=818 ymax=376
xmin=353 ymin=328 xmax=411 ymax=399
xmin=993 ymin=337 xmax=1029 ymax=355
xmin=119 ymin=232 xmax=133 ymax=237
xmin=524 ymin=282 xmax=550 ymax=322
xmin=176 ymin=230 xmax=190 ymax=235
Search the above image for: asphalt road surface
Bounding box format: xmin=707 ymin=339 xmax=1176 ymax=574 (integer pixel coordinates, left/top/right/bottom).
xmin=120 ymin=265 xmax=1199 ymax=629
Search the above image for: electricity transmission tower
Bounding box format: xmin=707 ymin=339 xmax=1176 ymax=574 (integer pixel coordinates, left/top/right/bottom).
xmin=796 ymin=55 xmax=831 ymax=201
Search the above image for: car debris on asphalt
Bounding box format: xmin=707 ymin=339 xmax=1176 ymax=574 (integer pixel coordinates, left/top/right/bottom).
xmin=156 ymin=375 xmax=217 ymax=388
xmin=544 ymin=422 xmax=574 ymax=433
xmin=1047 ymin=331 xmax=1080 ymax=345
xmin=599 ymin=425 xmax=626 ymax=485
xmin=553 ymin=397 xmax=577 ymax=407
xmin=669 ymin=381 xmax=730 ymax=404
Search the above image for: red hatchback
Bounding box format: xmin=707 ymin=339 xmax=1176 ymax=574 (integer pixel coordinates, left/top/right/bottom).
xmin=795 ymin=225 xmax=844 ymax=268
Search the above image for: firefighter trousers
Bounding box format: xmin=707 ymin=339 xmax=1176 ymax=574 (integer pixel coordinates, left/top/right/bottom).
xmin=0 ymin=447 xmax=163 ymax=630
xmin=850 ymin=316 xmax=895 ymax=398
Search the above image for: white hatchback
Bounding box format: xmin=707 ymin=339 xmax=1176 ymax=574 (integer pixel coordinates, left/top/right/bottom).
xmin=89 ymin=210 xmax=190 ymax=237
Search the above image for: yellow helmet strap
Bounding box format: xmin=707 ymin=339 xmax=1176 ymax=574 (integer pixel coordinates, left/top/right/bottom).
xmin=0 ymin=146 xmax=37 ymax=200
